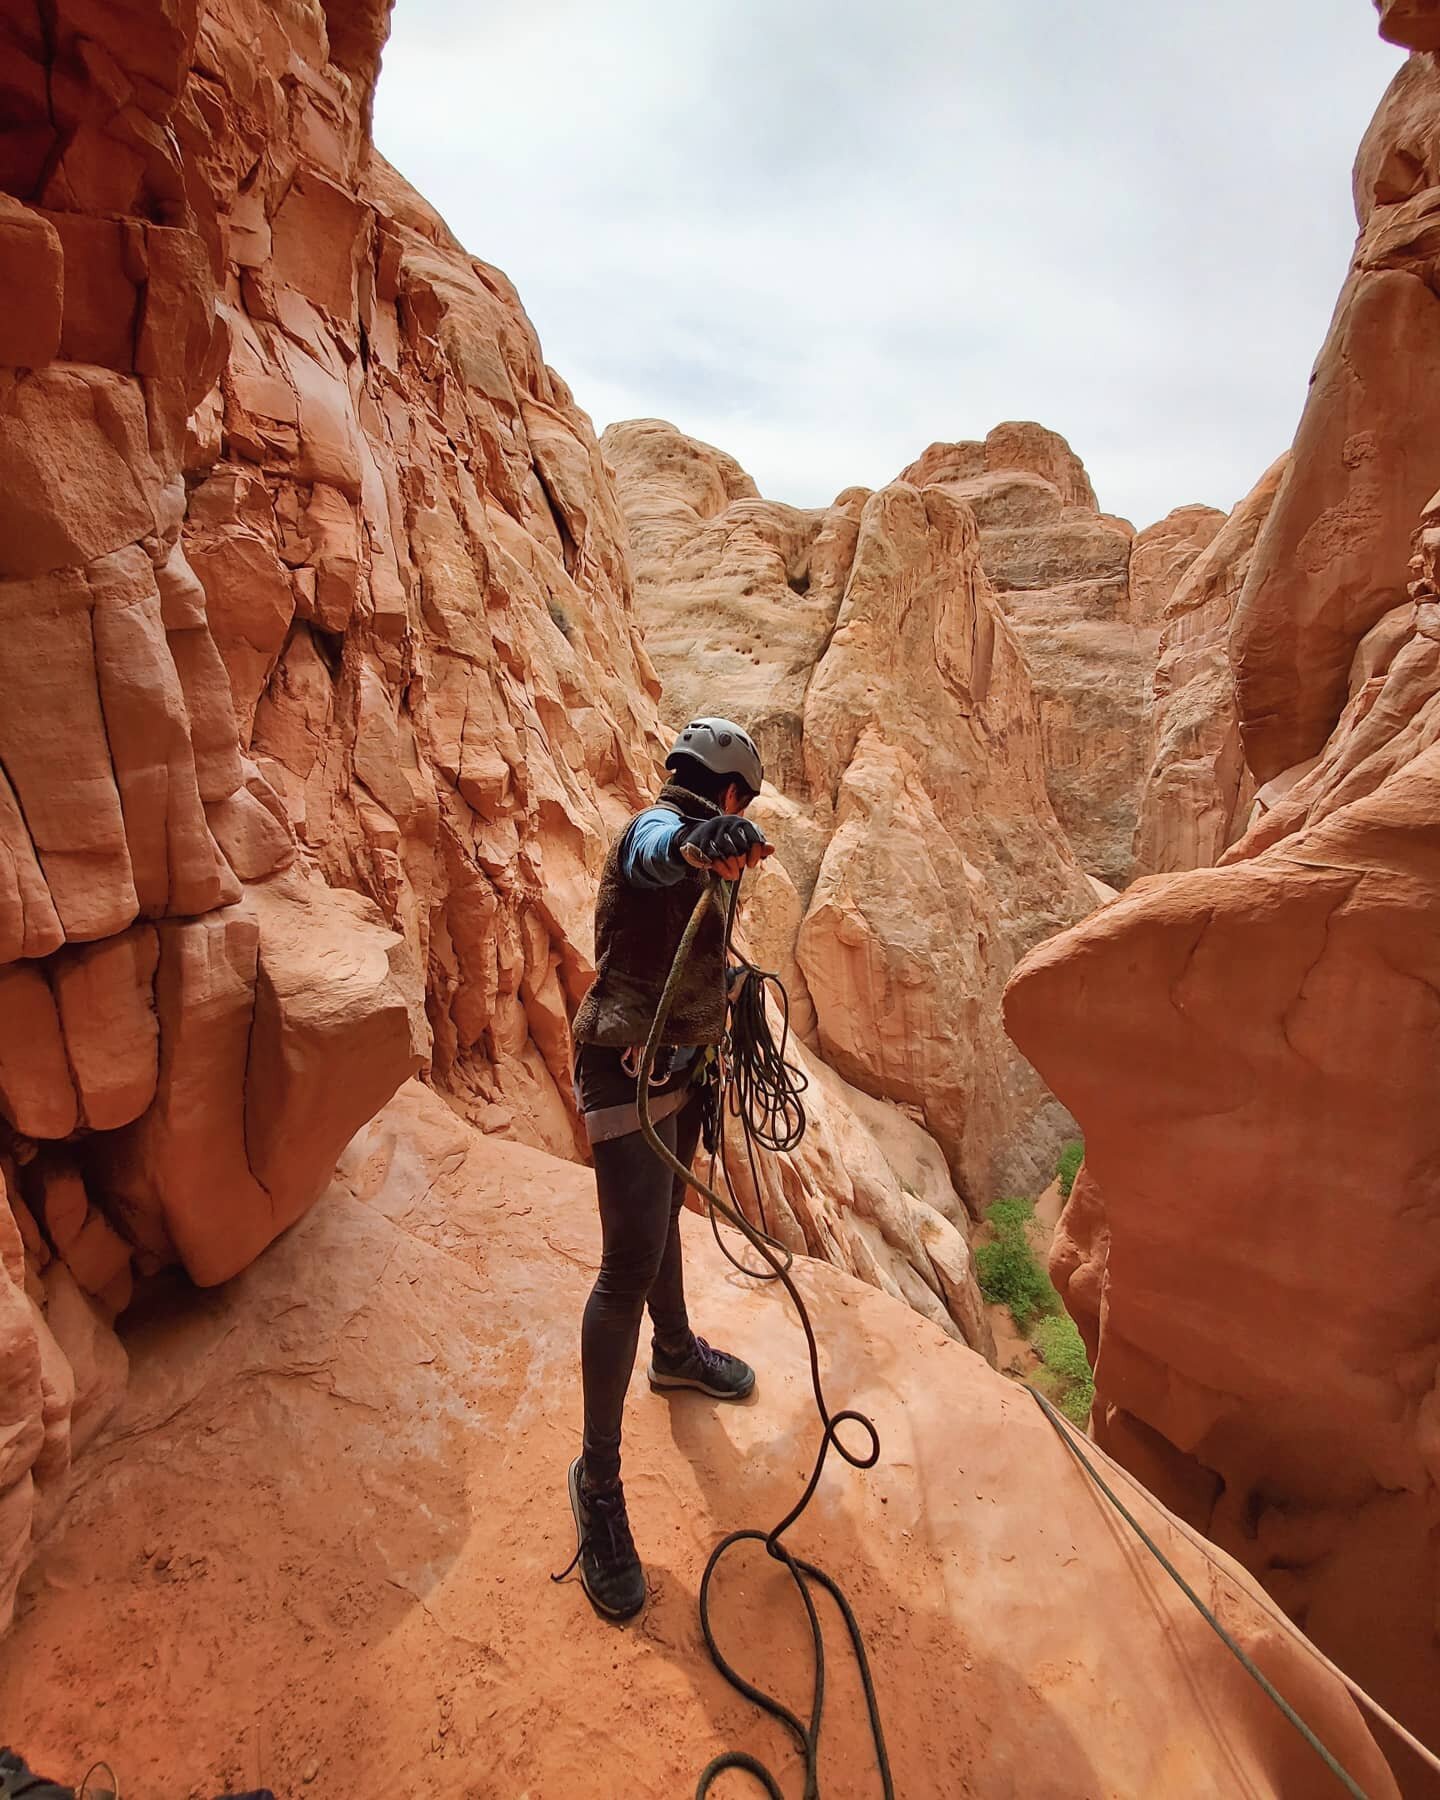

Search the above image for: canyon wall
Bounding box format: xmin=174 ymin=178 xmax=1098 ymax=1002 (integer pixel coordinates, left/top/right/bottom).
xmin=0 ymin=0 xmax=674 ymax=1629
xmin=897 ymin=430 xmax=1224 ymax=886
xmin=1131 ymin=456 xmax=1287 ymax=874
xmin=1006 ymin=13 xmax=1440 ymax=1784
xmin=0 ymin=0 xmax=1006 ymax=1621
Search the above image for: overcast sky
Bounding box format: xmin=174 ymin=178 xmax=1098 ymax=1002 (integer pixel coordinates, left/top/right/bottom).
xmin=373 ymin=3 xmax=1403 ymax=529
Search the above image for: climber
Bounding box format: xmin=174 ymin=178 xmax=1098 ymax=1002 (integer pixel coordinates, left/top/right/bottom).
xmin=562 ymin=716 xmax=773 ymax=1619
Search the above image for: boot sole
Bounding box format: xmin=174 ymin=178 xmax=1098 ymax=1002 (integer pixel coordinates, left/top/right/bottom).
xmin=567 ymin=1457 xmax=646 ymax=1621
xmin=647 ymin=1364 xmax=756 ymax=1400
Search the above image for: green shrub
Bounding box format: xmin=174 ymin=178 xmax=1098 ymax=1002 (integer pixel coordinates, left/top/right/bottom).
xmin=1056 ymin=1139 xmax=1084 ymax=1199
xmin=975 ymin=1198 xmax=1059 ymax=1330
xmin=1032 ymin=1313 xmax=1095 ymax=1426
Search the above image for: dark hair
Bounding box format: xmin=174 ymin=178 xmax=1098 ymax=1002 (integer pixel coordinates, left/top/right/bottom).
xmin=665 ymin=752 xmax=753 ymax=806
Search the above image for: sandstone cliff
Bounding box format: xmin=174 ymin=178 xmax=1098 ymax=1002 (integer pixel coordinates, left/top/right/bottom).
xmin=1131 ymin=457 xmax=1288 ymax=874
xmin=1005 ymin=10 xmax=1440 ymax=1785
xmin=606 ymin=417 xmax=1098 ymax=1219
xmin=1 ymin=1081 xmax=1399 ymax=1798
xmin=0 ymin=0 xmax=1005 ymax=1622
xmin=0 ymin=0 xmax=663 ymax=1625
xmin=897 ymin=430 xmax=1224 ymax=886
xmin=615 ymin=420 xmax=1222 ymax=899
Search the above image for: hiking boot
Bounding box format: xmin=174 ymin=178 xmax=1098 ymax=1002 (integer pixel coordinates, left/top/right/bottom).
xmin=564 ymin=1457 xmax=646 ymax=1620
xmin=648 ymin=1334 xmax=756 ymax=1400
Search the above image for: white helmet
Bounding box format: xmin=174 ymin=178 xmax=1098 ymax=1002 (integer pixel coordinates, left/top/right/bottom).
xmin=666 ymin=716 xmax=764 ymax=797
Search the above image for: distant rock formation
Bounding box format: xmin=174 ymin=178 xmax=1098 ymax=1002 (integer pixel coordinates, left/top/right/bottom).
xmin=1131 ymin=457 xmax=1288 ymax=874
xmin=606 ymin=417 xmax=1097 ymax=1217
xmin=898 ymin=427 xmax=1224 ymax=885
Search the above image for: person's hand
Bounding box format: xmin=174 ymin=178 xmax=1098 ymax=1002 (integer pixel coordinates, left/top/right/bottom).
xmin=678 ymin=815 xmax=772 ymax=881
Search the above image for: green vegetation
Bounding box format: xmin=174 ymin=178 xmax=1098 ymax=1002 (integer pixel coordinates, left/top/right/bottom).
xmin=976 ymin=1195 xmax=1094 ymax=1427
xmin=974 ymin=1198 xmax=1058 ymax=1331
xmin=1031 ymin=1313 xmax=1095 ymax=1426
xmin=1056 ymin=1139 xmax=1084 ymax=1199
xmin=547 ymin=595 xmax=575 ymax=640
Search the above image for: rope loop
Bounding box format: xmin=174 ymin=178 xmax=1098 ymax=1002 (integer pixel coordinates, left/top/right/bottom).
xmin=635 ymin=875 xmax=893 ymax=1800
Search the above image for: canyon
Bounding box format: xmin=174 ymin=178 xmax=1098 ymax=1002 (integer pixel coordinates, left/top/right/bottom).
xmin=0 ymin=0 xmax=1434 ymax=1794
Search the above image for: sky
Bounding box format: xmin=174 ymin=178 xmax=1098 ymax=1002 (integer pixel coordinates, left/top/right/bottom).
xmin=373 ymin=2 xmax=1404 ymax=529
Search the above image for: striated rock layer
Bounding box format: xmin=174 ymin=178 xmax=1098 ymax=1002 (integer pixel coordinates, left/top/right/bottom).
xmin=0 ymin=1082 xmax=1398 ymax=1799
xmin=1006 ymin=20 xmax=1440 ymax=1788
xmin=898 ymin=429 xmax=1224 ymax=886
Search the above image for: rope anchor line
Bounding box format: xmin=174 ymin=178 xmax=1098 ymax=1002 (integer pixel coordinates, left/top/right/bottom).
xmin=1028 ymin=1388 xmax=1372 ymax=1797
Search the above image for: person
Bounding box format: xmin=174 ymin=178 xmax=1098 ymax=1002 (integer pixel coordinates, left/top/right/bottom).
xmin=564 ymin=716 xmax=772 ymax=1619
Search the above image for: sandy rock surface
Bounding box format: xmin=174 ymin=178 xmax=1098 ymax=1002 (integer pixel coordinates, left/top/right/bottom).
xmin=1 ymin=1083 xmax=1396 ymax=1800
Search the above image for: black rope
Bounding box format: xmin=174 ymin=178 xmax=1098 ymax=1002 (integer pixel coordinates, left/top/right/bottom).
xmin=637 ymin=877 xmax=893 ymax=1800
xmin=1028 ymin=1389 xmax=1370 ymax=1800
xmin=723 ymin=883 xmax=807 ymax=1159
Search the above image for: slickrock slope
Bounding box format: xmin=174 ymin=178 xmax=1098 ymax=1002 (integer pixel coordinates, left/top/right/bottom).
xmin=0 ymin=1082 xmax=1397 ymax=1800
xmin=898 ymin=430 xmax=1224 ymax=887
xmin=1006 ymin=15 xmax=1440 ymax=1784
xmin=606 ymin=418 xmax=1098 ymax=1214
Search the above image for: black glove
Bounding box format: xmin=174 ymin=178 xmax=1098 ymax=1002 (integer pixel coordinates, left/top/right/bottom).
xmin=677 ymin=814 xmax=765 ymax=866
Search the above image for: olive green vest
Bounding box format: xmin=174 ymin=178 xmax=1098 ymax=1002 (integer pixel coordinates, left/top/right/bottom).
xmin=571 ymin=784 xmax=728 ymax=1048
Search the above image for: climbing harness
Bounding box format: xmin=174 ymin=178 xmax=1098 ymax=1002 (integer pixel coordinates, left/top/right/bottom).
xmin=636 ymin=877 xmax=892 ymax=1800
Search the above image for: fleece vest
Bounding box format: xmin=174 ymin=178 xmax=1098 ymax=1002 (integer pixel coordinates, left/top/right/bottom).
xmin=571 ymin=784 xmax=728 ymax=1048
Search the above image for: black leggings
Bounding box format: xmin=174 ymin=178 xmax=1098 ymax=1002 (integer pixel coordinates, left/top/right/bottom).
xmin=581 ymin=1098 xmax=703 ymax=1490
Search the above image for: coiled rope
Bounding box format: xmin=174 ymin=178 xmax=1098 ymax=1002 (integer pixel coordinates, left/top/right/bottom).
xmin=637 ymin=877 xmax=892 ymax=1800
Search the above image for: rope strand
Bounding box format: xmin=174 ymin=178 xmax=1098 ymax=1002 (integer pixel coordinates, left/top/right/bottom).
xmin=638 ymin=877 xmax=892 ymax=1800
xmin=1029 ymin=1389 xmax=1370 ymax=1798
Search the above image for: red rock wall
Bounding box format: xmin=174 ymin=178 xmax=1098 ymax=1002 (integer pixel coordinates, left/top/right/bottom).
xmin=0 ymin=0 xmax=675 ymax=1627
xmin=1131 ymin=457 xmax=1288 ymax=875
xmin=903 ymin=429 xmax=1224 ymax=887
xmin=1006 ymin=19 xmax=1440 ymax=1785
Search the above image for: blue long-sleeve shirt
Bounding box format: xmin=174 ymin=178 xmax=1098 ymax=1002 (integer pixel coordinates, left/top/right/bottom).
xmin=618 ymin=807 xmax=687 ymax=888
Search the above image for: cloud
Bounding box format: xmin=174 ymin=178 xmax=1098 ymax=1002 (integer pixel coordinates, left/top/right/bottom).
xmin=374 ymin=0 xmax=1402 ymax=527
